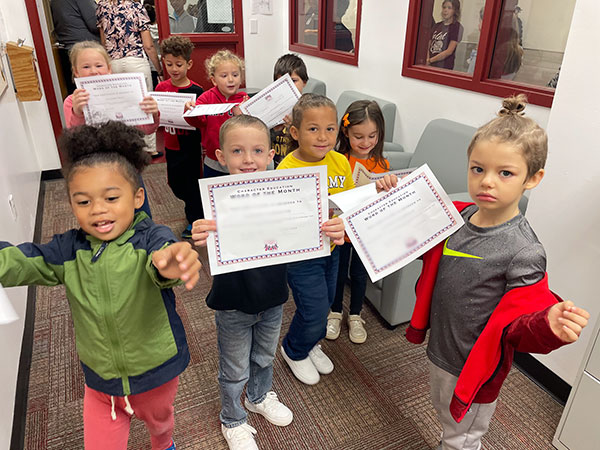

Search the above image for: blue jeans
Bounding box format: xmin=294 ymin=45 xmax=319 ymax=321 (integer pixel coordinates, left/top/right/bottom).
xmin=282 ymin=247 xmax=340 ymax=360
xmin=215 ymin=305 xmax=284 ymax=427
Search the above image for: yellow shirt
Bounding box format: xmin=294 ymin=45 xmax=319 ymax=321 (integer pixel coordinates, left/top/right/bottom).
xmin=277 ymin=150 xmax=355 ymax=195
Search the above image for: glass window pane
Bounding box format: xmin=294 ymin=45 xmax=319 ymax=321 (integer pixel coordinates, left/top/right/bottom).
xmin=324 ymin=0 xmax=356 ymax=53
xmin=168 ymin=0 xmax=234 ymax=34
xmin=296 ymin=0 xmax=319 ymax=47
xmin=489 ymin=0 xmax=575 ymax=87
xmin=415 ymin=0 xmax=475 ymax=72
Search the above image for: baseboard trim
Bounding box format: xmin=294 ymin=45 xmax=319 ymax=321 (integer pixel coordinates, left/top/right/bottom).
xmin=10 ymin=176 xmax=47 ymax=450
xmin=41 ymin=169 xmax=63 ymax=181
xmin=513 ymin=352 xmax=571 ymax=405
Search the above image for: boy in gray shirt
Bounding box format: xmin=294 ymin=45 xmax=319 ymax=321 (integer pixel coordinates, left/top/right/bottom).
xmin=406 ymin=95 xmax=590 ymax=450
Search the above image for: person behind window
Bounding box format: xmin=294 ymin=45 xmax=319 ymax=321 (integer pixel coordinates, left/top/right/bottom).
xmin=169 ymin=0 xmax=197 ymax=33
xmin=426 ymin=0 xmax=463 ymax=70
xmin=331 ymin=0 xmax=354 ymax=52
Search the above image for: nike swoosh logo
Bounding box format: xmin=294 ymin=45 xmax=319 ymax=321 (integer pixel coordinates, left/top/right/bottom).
xmin=443 ymin=239 xmax=482 ymax=259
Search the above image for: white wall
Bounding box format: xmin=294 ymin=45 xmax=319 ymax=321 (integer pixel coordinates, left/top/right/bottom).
xmin=526 ymin=0 xmax=600 ymax=385
xmin=0 ymin=0 xmax=53 ymax=446
xmin=243 ymin=0 xmax=550 ymax=156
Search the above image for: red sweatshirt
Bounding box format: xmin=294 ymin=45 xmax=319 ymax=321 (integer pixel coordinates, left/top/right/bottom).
xmin=183 ymin=86 xmax=248 ymax=162
xmin=406 ymin=202 xmax=567 ymax=422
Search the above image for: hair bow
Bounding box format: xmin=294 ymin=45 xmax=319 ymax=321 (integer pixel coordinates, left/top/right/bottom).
xmin=342 ymin=113 xmax=350 ymax=127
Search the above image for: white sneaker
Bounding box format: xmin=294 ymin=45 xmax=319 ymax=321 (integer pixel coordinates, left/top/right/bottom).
xmin=308 ymin=344 xmax=334 ymax=374
xmin=221 ymin=423 xmax=258 ymax=450
xmin=326 ymin=311 xmax=343 ymax=340
xmin=245 ymin=391 xmax=293 ymax=426
xmin=280 ymin=346 xmax=320 ymax=385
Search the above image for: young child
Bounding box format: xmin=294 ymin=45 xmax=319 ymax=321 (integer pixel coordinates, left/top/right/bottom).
xmin=191 ymin=115 xmax=346 ymax=449
xmin=64 ymin=40 xmax=161 ymax=152
xmin=328 ymin=100 xmax=389 ymax=344
xmin=271 ymin=53 xmax=309 ymax=168
xmin=156 ymin=36 xmax=204 ymax=239
xmin=405 ymin=95 xmax=590 ymax=450
xmin=0 ymin=121 xmax=201 ymax=450
xmin=427 ymin=0 xmax=463 ymax=70
xmin=184 ymin=50 xmax=248 ymax=178
xmin=64 ymin=40 xmax=160 ymax=217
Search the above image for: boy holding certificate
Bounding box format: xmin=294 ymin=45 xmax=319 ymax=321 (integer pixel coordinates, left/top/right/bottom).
xmin=405 ymin=95 xmax=590 ymax=450
xmin=191 ymin=115 xmax=345 ymax=450
xmin=156 ymin=36 xmax=204 ymax=239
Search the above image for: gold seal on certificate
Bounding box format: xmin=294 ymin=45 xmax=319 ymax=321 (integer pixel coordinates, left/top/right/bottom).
xmin=340 ymin=164 xmax=465 ymax=282
xmin=199 ymin=166 xmax=329 ymax=275
xmin=74 ymin=73 xmax=153 ymax=126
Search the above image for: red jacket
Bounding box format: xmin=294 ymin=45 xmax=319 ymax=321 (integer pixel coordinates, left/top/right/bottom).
xmin=183 ymin=86 xmax=247 ymax=162
xmin=406 ymin=202 xmax=567 ymax=422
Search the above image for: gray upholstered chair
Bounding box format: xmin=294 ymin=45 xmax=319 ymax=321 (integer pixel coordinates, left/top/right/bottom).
xmin=304 ymin=77 xmax=326 ymax=95
xmin=335 ymin=90 xmax=404 ymax=163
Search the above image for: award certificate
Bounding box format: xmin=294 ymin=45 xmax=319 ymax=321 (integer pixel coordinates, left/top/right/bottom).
xmin=341 ymin=164 xmax=464 ymax=282
xmin=239 ymin=74 xmax=301 ymax=128
xmin=200 ymin=166 xmax=329 ymax=275
xmin=352 ymin=162 xmax=417 ymax=187
xmin=150 ymin=91 xmax=196 ymax=130
xmin=75 ymin=73 xmax=153 ymax=126
xmin=183 ymin=103 xmax=237 ymax=117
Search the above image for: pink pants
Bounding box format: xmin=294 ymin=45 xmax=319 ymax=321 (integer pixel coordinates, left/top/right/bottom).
xmin=83 ymin=377 xmax=179 ymax=450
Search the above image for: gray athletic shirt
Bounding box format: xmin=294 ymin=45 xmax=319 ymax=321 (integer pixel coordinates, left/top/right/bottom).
xmin=427 ymin=205 xmax=546 ymax=377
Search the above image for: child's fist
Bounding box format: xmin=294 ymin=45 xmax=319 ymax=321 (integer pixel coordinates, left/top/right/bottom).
xmin=140 ymin=96 xmax=159 ymax=116
xmin=322 ymin=217 xmax=345 ymax=246
xmin=152 ymin=241 xmax=201 ymax=290
xmin=184 ymin=100 xmax=195 ymax=112
xmin=548 ymin=301 xmax=590 ymax=343
xmin=72 ymin=88 xmax=90 ymax=116
xmin=191 ymin=219 xmax=216 ymax=248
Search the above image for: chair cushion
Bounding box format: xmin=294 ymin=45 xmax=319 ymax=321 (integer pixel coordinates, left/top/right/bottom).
xmin=336 ymin=90 xmax=396 ymax=143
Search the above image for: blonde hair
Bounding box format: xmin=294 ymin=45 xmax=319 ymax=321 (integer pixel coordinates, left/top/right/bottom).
xmin=467 ymin=94 xmax=547 ymax=178
xmin=69 ymin=41 xmax=111 ymax=71
xmin=219 ymin=115 xmax=270 ymax=148
xmin=204 ymin=50 xmax=245 ymax=80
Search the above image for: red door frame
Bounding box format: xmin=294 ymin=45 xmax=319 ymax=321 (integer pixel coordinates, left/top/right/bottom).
xmin=24 ymin=0 xmax=64 ymax=143
xmin=155 ymin=1 xmax=245 ymax=88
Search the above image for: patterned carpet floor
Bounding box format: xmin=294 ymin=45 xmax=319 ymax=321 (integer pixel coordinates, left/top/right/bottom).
xmin=23 ymin=163 xmax=564 ymax=449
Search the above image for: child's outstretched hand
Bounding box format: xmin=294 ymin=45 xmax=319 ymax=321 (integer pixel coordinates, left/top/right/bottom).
xmin=72 ymin=88 xmax=90 ymax=117
xmin=191 ymin=219 xmax=216 ymax=248
xmin=322 ymin=217 xmax=345 ymax=246
xmin=152 ymin=241 xmax=201 ymax=290
xmin=140 ymin=96 xmax=159 ymax=118
xmin=375 ymin=174 xmax=398 ymax=192
xmin=548 ymin=300 xmax=590 ymax=343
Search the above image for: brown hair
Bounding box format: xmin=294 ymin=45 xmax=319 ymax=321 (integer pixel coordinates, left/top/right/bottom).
xmin=273 ymin=53 xmax=308 ymax=83
xmin=467 ymin=94 xmax=547 ymax=178
xmin=219 ymin=115 xmax=270 ymax=148
xmin=337 ymin=100 xmax=387 ymax=171
xmin=443 ymin=0 xmax=461 ymax=22
xmin=69 ymin=41 xmax=111 ymax=71
xmin=205 ymin=49 xmax=245 ymax=81
xmin=160 ymin=35 xmax=194 ymax=61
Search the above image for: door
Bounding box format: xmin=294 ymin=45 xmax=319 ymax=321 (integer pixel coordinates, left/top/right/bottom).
xmin=155 ymin=0 xmax=245 ymax=90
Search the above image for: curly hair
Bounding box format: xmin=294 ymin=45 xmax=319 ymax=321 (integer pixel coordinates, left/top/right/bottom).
xmin=60 ymin=121 xmax=150 ymax=191
xmin=337 ymin=100 xmax=387 ymax=171
xmin=467 ymin=94 xmax=547 ymax=178
xmin=160 ymin=35 xmax=194 ymax=61
xmin=204 ymin=49 xmax=244 ymax=80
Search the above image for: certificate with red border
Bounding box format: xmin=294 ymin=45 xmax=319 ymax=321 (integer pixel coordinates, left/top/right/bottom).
xmin=238 ymin=74 xmax=301 ymax=128
xmin=199 ymin=166 xmax=329 ymax=275
xmin=341 ymin=164 xmax=464 ymax=282
xmin=75 ymin=73 xmax=153 ymax=126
